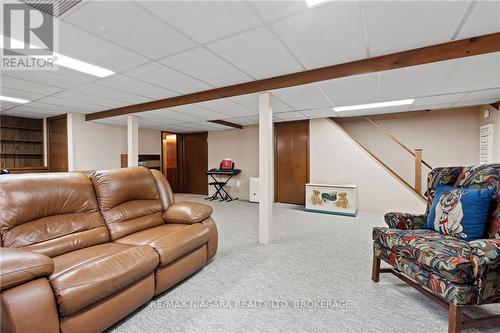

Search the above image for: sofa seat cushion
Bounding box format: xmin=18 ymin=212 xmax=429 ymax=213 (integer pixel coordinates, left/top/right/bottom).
xmin=373 ymin=227 xmax=475 ymax=283
xmin=49 ymin=243 xmax=158 ymax=316
xmin=374 ymin=242 xmax=479 ymax=305
xmin=114 ymin=224 xmax=210 ymax=266
xmin=373 ymin=227 xmax=441 ymax=251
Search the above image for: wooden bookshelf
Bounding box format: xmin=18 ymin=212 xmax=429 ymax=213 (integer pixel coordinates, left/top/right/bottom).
xmin=0 ymin=115 xmax=45 ymax=169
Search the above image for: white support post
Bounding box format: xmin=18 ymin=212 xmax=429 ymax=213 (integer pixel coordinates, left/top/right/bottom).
xmin=259 ymin=92 xmax=273 ymax=244
xmin=127 ymin=115 xmax=139 ymax=167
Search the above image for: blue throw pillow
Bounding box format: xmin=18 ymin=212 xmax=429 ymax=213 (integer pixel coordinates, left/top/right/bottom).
xmin=425 ymin=184 xmax=494 ymax=241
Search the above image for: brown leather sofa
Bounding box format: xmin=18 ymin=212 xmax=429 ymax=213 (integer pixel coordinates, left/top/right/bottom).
xmin=0 ymin=167 xmax=218 ymax=333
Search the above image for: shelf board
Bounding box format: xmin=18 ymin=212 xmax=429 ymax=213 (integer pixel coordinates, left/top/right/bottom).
xmin=0 ymin=153 xmax=44 ymax=156
xmin=0 ymin=126 xmax=43 ymax=131
xmin=1 ymin=139 xmax=43 ymax=143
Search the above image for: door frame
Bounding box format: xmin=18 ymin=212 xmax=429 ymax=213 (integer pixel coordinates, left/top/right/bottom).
xmin=274 ymin=119 xmax=310 ymax=203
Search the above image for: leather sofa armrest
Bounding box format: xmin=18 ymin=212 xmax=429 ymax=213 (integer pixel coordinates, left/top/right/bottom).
xmin=384 ymin=212 xmax=427 ymax=230
xmin=469 ymin=239 xmax=500 ymax=278
xmin=0 ymin=248 xmax=54 ymax=291
xmin=164 ymin=202 xmax=213 ymax=224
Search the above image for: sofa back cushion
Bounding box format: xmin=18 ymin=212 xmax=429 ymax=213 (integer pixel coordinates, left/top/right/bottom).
xmin=90 ymin=167 xmax=164 ymax=240
xmin=0 ymin=173 xmax=109 ymax=257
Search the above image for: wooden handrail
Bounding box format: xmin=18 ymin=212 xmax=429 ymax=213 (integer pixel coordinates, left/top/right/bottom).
xmin=364 ymin=116 xmax=433 ymax=169
xmin=329 ymin=118 xmax=426 ymax=202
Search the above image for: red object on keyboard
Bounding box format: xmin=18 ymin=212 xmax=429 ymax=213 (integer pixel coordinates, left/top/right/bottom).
xmin=220 ymin=159 xmax=233 ymax=170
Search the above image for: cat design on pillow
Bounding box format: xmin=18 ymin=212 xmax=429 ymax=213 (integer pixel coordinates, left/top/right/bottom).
xmin=434 ymin=189 xmax=466 ymax=238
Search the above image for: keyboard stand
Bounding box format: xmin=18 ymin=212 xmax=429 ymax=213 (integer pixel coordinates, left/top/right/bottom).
xmin=205 ymin=169 xmax=241 ymax=202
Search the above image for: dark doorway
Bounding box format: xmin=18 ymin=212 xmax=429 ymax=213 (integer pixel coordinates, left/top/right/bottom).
xmin=275 ymin=120 xmax=309 ymax=205
xmin=161 ymin=132 xmax=178 ymax=192
xmin=161 ymin=131 xmax=208 ymax=195
xmin=47 ymin=114 xmax=68 ymax=172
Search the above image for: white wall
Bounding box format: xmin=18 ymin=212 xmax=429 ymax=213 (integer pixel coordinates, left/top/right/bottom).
xmin=337 ymin=107 xmax=482 ymax=191
xmin=309 ymin=118 xmax=426 ymax=214
xmin=67 ymin=113 xmax=160 ymax=171
xmin=207 ymin=125 xmax=259 ymax=200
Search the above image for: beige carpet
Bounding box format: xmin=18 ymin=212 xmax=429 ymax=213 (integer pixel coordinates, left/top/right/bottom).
xmin=109 ymin=194 xmax=500 ymax=333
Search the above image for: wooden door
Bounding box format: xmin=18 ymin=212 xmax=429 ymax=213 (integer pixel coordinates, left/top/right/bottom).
xmin=47 ymin=115 xmax=68 ymax=172
xmin=275 ymin=120 xmax=309 ymax=204
xmin=178 ymin=132 xmax=208 ymax=195
xmin=161 ymin=132 xmax=178 ymax=192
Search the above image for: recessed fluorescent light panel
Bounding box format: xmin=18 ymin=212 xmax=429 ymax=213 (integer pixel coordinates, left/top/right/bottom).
xmin=1 ymin=35 xmax=115 ymax=78
xmin=50 ymin=53 xmax=115 ymax=78
xmin=333 ymin=99 xmax=415 ymax=112
xmin=0 ymin=95 xmax=30 ymax=104
xmin=305 ymin=0 xmax=330 ymax=8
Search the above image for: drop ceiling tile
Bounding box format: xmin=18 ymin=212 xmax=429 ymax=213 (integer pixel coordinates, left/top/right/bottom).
xmin=139 ymin=113 xmax=184 ymax=125
xmin=144 ymin=108 xmax=201 ymax=123
xmin=241 ymin=115 xmax=259 ymax=124
xmin=301 ymin=107 xmax=338 ymax=119
xmin=319 ymin=73 xmax=380 ymax=106
xmin=125 ymin=62 xmax=212 ymax=93
xmin=364 ymin=1 xmax=470 ymax=56
xmin=230 ymin=93 xmax=292 ymax=112
xmin=454 ymin=98 xmax=499 ymax=108
xmin=271 ymin=84 xmax=331 ymax=110
xmin=0 ymin=101 xmax=19 ymax=111
xmin=412 ymin=92 xmax=467 ymax=107
xmin=196 ymin=99 xmax=256 ymax=116
xmin=408 ymin=102 xmax=453 ymax=111
xmin=272 ymin=1 xmax=367 ymax=69
xmin=140 ymin=1 xmax=262 ymax=43
xmin=437 ymin=53 xmax=500 ymax=95
xmin=59 ymin=22 xmax=148 ymax=72
xmin=72 ymin=84 xmax=151 ymax=104
xmin=1 ymin=76 xmax=62 ymax=95
xmin=97 ymin=75 xmax=178 ymax=99
xmin=26 ymin=101 xmax=89 ymax=114
xmin=462 ymin=88 xmax=500 ymax=102
xmin=249 ymin=0 xmax=308 ymax=22
xmin=457 ymin=1 xmax=500 ymax=39
xmin=36 ymin=96 xmax=105 ymax=112
xmin=169 ymin=104 xmax=224 ymax=121
xmin=2 ymin=67 xmax=96 ymax=88
xmin=65 ymin=1 xmax=195 ymax=59
xmin=53 ymin=90 xmax=124 ymax=108
xmin=6 ymin=105 xmax=60 ymax=117
xmin=274 ymin=110 xmax=306 ymax=121
xmin=207 ymin=27 xmax=302 ymax=79
xmin=0 ymin=109 xmax=50 ymax=119
xmin=159 ymin=48 xmax=252 ymax=87
xmin=380 ymin=60 xmax=458 ymax=100
xmin=0 ymin=87 xmax=44 ymax=101
xmin=200 ymin=122 xmax=230 ymax=131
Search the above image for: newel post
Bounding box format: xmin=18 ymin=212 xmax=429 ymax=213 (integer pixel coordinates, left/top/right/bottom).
xmin=414 ymin=148 xmax=423 ymax=194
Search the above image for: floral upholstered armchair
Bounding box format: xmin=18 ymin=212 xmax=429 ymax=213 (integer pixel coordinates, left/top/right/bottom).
xmin=372 ymin=164 xmax=500 ymax=333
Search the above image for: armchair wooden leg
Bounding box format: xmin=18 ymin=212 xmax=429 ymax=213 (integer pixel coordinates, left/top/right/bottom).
xmin=371 ymin=255 xmax=381 ymax=282
xmin=449 ymin=303 xmax=462 ymax=333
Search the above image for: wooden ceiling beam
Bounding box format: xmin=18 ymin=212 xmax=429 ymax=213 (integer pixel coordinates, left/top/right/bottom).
xmin=85 ymin=32 xmax=500 ymax=121
xmin=208 ymin=119 xmax=243 ymax=129
xmin=491 ymin=100 xmax=500 ymax=110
